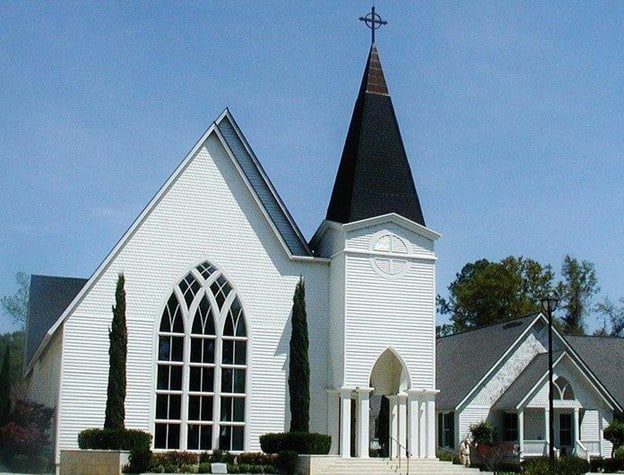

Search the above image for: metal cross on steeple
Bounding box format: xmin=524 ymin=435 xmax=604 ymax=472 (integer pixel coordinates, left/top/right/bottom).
xmin=359 ymin=5 xmax=387 ymax=45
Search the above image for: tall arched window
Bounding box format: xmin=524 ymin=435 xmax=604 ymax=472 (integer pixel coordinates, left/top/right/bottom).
xmin=554 ymin=377 xmax=574 ymax=400
xmin=154 ymin=261 xmax=248 ymax=451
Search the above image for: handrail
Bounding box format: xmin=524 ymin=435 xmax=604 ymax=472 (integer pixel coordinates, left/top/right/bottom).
xmin=388 ymin=435 xmax=412 ymax=474
xmin=575 ymin=440 xmax=590 ymax=462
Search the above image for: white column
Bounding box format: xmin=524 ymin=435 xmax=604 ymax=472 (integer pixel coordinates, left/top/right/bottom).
xmin=388 ymin=395 xmax=399 ymax=460
xmin=598 ymin=409 xmax=604 ymax=457
xmin=327 ymin=390 xmax=341 ymax=455
xmin=397 ymin=393 xmax=407 ymax=457
xmin=518 ymin=410 xmax=525 ymax=459
xmin=355 ymin=388 xmax=373 ymax=458
xmin=574 ymin=407 xmax=580 ymax=448
xmin=340 ymin=388 xmax=353 ymax=458
xmin=544 ymin=409 xmax=550 ymax=455
xmin=407 ymin=390 xmax=420 ymax=459
xmin=425 ymin=396 xmax=437 ymax=458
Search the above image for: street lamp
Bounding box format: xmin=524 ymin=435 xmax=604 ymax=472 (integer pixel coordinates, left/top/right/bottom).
xmin=540 ymin=294 xmax=559 ymax=465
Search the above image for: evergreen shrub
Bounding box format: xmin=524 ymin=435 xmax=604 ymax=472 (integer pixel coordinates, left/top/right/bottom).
xmin=276 ymin=450 xmax=299 ymax=474
xmin=260 ymin=431 xmax=331 ymax=454
xmin=78 ymin=427 xmax=151 ymax=451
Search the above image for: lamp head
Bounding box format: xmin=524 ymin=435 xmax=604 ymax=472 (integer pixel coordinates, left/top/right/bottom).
xmin=540 ymin=294 xmax=559 ymax=314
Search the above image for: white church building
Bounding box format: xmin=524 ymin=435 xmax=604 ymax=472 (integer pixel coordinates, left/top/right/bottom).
xmin=25 ymin=43 xmax=442 ymax=465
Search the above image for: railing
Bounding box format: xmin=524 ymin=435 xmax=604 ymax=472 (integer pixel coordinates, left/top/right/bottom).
xmin=523 ymin=440 xmax=549 ymax=457
xmin=579 ymin=440 xmax=601 ymax=457
xmin=388 ymin=435 xmax=412 ymax=474
xmin=575 ymin=440 xmax=590 ymax=461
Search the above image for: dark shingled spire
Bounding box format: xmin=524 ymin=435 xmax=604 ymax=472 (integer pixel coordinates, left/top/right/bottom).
xmin=326 ymin=45 xmax=426 ymax=226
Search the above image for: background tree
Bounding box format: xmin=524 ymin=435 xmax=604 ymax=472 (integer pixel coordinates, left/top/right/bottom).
xmin=288 ymin=277 xmax=310 ymax=433
xmin=438 ymin=256 xmax=554 ymax=331
xmin=0 ymin=345 xmax=10 ymax=426
xmin=605 ymin=420 xmax=624 ymax=457
xmin=556 ymin=255 xmax=599 ymax=335
xmin=104 ymin=273 xmax=127 ymax=430
xmin=0 ymin=332 xmax=25 ymax=388
xmin=595 ymin=297 xmax=624 ymax=337
xmin=0 ymin=272 xmax=29 ymax=330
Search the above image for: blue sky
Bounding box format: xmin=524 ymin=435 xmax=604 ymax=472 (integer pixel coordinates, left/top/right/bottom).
xmin=1 ymin=1 xmax=623 ymax=334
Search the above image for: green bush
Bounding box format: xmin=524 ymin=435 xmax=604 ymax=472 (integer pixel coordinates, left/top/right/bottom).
xmin=77 ymin=427 xmax=151 ymax=451
xmin=197 ymin=462 xmax=212 ymax=474
xmin=276 ymin=450 xmax=299 ymax=474
xmin=124 ymin=449 xmax=152 ymax=473
xmin=237 ymin=451 xmax=278 ymax=466
xmin=604 ymin=457 xmax=624 ymax=473
xmin=469 ymin=420 xmax=497 ymax=445
xmin=150 ymin=451 xmax=199 ymax=472
xmin=522 ymin=456 xmax=590 ymax=475
xmin=8 ymin=453 xmax=49 ymax=474
xmin=260 ymin=432 xmax=331 ymax=454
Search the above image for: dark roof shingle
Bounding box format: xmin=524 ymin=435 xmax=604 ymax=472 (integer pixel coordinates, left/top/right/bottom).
xmin=26 ymin=275 xmax=86 ymax=365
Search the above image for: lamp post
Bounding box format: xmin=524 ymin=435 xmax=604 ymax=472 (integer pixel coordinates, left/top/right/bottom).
xmin=541 ymin=295 xmax=559 ymax=466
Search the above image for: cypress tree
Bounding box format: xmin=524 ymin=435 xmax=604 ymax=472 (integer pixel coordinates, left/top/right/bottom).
xmin=0 ymin=345 xmax=11 ymax=426
xmin=104 ymin=273 xmax=127 ymax=430
xmin=288 ymin=277 xmax=310 ymax=432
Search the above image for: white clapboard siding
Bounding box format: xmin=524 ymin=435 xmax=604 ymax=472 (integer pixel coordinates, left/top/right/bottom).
xmin=347 ymin=221 xmax=435 ymax=256
xmin=56 ymin=128 xmax=329 ymax=458
xmin=25 ymin=329 xmax=63 ymax=411
xmin=328 ymin=253 xmax=346 ymax=388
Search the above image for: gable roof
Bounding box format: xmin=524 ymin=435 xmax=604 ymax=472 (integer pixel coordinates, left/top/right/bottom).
xmin=325 ymin=45 xmax=426 ymax=226
xmin=25 ymin=275 xmax=87 ymax=365
xmin=215 ymin=112 xmax=311 ymax=256
xmin=436 ymin=314 xmax=540 ymax=410
xmin=25 ymin=109 xmax=313 ymax=372
xmin=566 ymin=335 xmax=624 ymax=411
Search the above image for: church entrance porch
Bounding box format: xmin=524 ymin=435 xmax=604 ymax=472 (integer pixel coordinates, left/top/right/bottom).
xmin=328 ymin=349 xmax=438 ymax=459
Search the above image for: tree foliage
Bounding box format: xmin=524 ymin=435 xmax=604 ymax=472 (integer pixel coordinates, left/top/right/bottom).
xmin=0 ymin=345 xmax=10 ymax=426
xmin=605 ymin=420 xmax=624 ymax=457
xmin=0 ymin=331 xmax=24 ymax=390
xmin=595 ymin=297 xmax=624 ymax=337
xmin=104 ymin=273 xmax=127 ymax=430
xmin=288 ymin=277 xmax=310 ymax=433
xmin=438 ymin=256 xmax=554 ymax=331
xmin=1 ymin=272 xmax=29 ymax=330
xmin=556 ymin=255 xmax=599 ymax=335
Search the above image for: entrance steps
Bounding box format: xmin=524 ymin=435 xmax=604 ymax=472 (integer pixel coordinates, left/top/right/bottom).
xmin=310 ymin=457 xmax=487 ymax=474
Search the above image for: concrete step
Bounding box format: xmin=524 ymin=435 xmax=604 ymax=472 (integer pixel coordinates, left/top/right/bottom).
xmin=318 ymin=458 xmax=485 ymax=474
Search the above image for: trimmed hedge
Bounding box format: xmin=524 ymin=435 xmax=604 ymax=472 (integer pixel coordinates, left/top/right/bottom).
xmin=78 ymin=428 xmax=151 ymax=451
xmin=260 ymin=432 xmax=331 ymax=455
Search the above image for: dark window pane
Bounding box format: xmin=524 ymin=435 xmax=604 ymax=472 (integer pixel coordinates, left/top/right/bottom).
xmin=171 ymin=366 xmax=182 ymax=390
xmin=192 ymin=314 xmax=203 ymax=335
xmin=204 ymin=340 xmax=215 ymax=363
xmin=167 ymin=424 xmax=180 ymax=449
xmin=189 ymin=396 xmax=200 ymax=420
xmin=157 ymin=366 xmax=168 ymax=390
xmin=190 ymin=367 xmax=201 ymax=391
xmin=201 ymin=396 xmax=214 ymax=421
xmin=219 ymin=425 xmax=231 ymax=450
xmin=191 ymin=339 xmax=202 ymax=363
xmin=202 ymin=367 xmax=214 ymax=392
xmin=158 ymin=337 xmax=170 ymax=361
xmin=222 ymin=368 xmax=233 ymax=393
xmin=156 ymin=394 xmax=169 ymax=419
xmin=235 ymin=341 xmax=246 ymax=365
xmin=233 ymin=397 xmax=245 ymax=422
xmin=224 ymin=314 xmax=235 ymax=336
xmin=188 ymin=425 xmax=199 ymax=449
xmin=171 ymin=309 xmax=183 ymax=333
xmin=200 ymin=426 xmax=213 ymax=450
xmin=155 ymin=424 xmax=167 ymax=448
xmin=171 ymin=337 xmax=183 ymax=361
xmin=232 ymin=426 xmax=244 ymax=451
xmin=221 ymin=397 xmax=232 ymax=421
xmin=235 ymin=312 xmax=246 ymax=337
xmin=234 ymin=369 xmax=246 ymax=394
xmin=222 ymin=340 xmax=234 ymax=365
xmin=170 ymin=395 xmax=181 ymax=419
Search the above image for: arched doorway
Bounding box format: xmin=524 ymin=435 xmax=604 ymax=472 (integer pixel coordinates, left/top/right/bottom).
xmin=368 ymin=349 xmax=409 ymax=458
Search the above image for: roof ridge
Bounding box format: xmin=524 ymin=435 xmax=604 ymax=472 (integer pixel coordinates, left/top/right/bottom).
xmin=437 ymin=312 xmax=540 ymax=340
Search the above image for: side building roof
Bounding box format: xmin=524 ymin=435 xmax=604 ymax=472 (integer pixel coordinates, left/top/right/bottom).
xmin=436 ymin=314 xmax=540 ymax=410
xmin=26 ymin=275 xmax=87 ymax=365
xmin=565 ymin=335 xmax=624 ymax=410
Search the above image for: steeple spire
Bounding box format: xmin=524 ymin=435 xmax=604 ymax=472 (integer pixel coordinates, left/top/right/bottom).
xmin=325 ymin=44 xmax=426 ymax=226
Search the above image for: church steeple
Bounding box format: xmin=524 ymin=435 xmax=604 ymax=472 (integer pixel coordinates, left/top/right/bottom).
xmin=325 ymin=44 xmax=426 ymax=226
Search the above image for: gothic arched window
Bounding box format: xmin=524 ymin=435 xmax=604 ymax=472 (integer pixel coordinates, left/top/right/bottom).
xmin=154 ymin=262 xmax=248 ymax=451
xmin=554 ymin=377 xmax=575 ymax=400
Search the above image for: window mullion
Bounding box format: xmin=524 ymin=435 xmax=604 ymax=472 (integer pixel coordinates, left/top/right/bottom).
xmin=212 ymin=308 xmax=224 ymax=450
xmin=180 ymin=311 xmax=192 ymax=450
